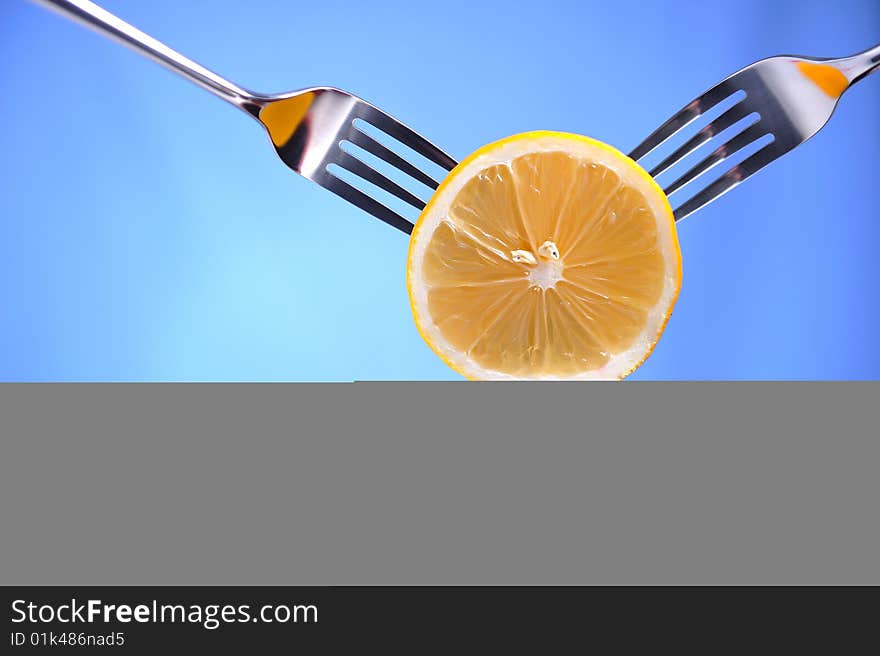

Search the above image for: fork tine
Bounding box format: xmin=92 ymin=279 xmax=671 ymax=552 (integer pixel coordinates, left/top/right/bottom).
xmin=348 ymin=126 xmax=442 ymax=189
xmin=322 ymin=171 xmax=414 ymax=235
xmin=334 ymin=150 xmax=427 ymax=211
xmin=629 ymin=83 xmax=737 ymax=161
xmin=673 ymin=141 xmax=780 ymax=221
xmin=665 ymin=122 xmax=767 ymax=196
xmin=358 ymin=107 xmax=458 ymax=171
xmin=648 ymin=99 xmax=756 ymax=178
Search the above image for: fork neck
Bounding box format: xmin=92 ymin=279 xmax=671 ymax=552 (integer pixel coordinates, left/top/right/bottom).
xmin=33 ymin=0 xmax=265 ymax=118
xmin=831 ymin=43 xmax=880 ymax=86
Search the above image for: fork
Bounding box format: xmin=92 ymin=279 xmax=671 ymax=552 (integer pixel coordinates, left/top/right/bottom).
xmin=630 ymin=44 xmax=880 ymax=221
xmin=35 ymin=0 xmax=457 ymax=235
xmin=31 ymin=0 xmax=880 ymax=232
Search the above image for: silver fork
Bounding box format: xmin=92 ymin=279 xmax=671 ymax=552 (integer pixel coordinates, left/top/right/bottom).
xmin=35 ymin=0 xmax=456 ymax=235
xmin=630 ymin=44 xmax=880 ymax=221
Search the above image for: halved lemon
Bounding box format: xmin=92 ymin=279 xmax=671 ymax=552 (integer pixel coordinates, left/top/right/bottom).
xmin=407 ymin=131 xmax=682 ymax=380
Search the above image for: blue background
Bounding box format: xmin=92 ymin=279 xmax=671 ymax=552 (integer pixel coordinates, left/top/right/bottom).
xmin=2 ymin=0 xmax=878 ymax=380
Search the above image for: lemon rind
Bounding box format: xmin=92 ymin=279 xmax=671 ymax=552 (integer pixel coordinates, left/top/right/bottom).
xmin=407 ymin=131 xmax=682 ymax=381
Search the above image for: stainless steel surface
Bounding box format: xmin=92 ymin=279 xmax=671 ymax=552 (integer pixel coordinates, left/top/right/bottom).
xmin=34 ymin=0 xmax=456 ymax=235
xmin=630 ymin=44 xmax=880 ymax=221
xmin=31 ymin=0 xmax=880 ymax=231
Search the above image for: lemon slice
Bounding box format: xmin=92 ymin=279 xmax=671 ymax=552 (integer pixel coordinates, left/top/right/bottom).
xmin=406 ymin=131 xmax=682 ymax=380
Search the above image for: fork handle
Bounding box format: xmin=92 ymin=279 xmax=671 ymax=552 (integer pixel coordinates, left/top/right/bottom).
xmin=32 ymin=0 xmax=261 ymax=115
xmin=834 ymin=43 xmax=880 ymax=86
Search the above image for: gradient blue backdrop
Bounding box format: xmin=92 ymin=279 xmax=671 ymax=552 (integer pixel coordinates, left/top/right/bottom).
xmin=2 ymin=0 xmax=878 ymax=380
